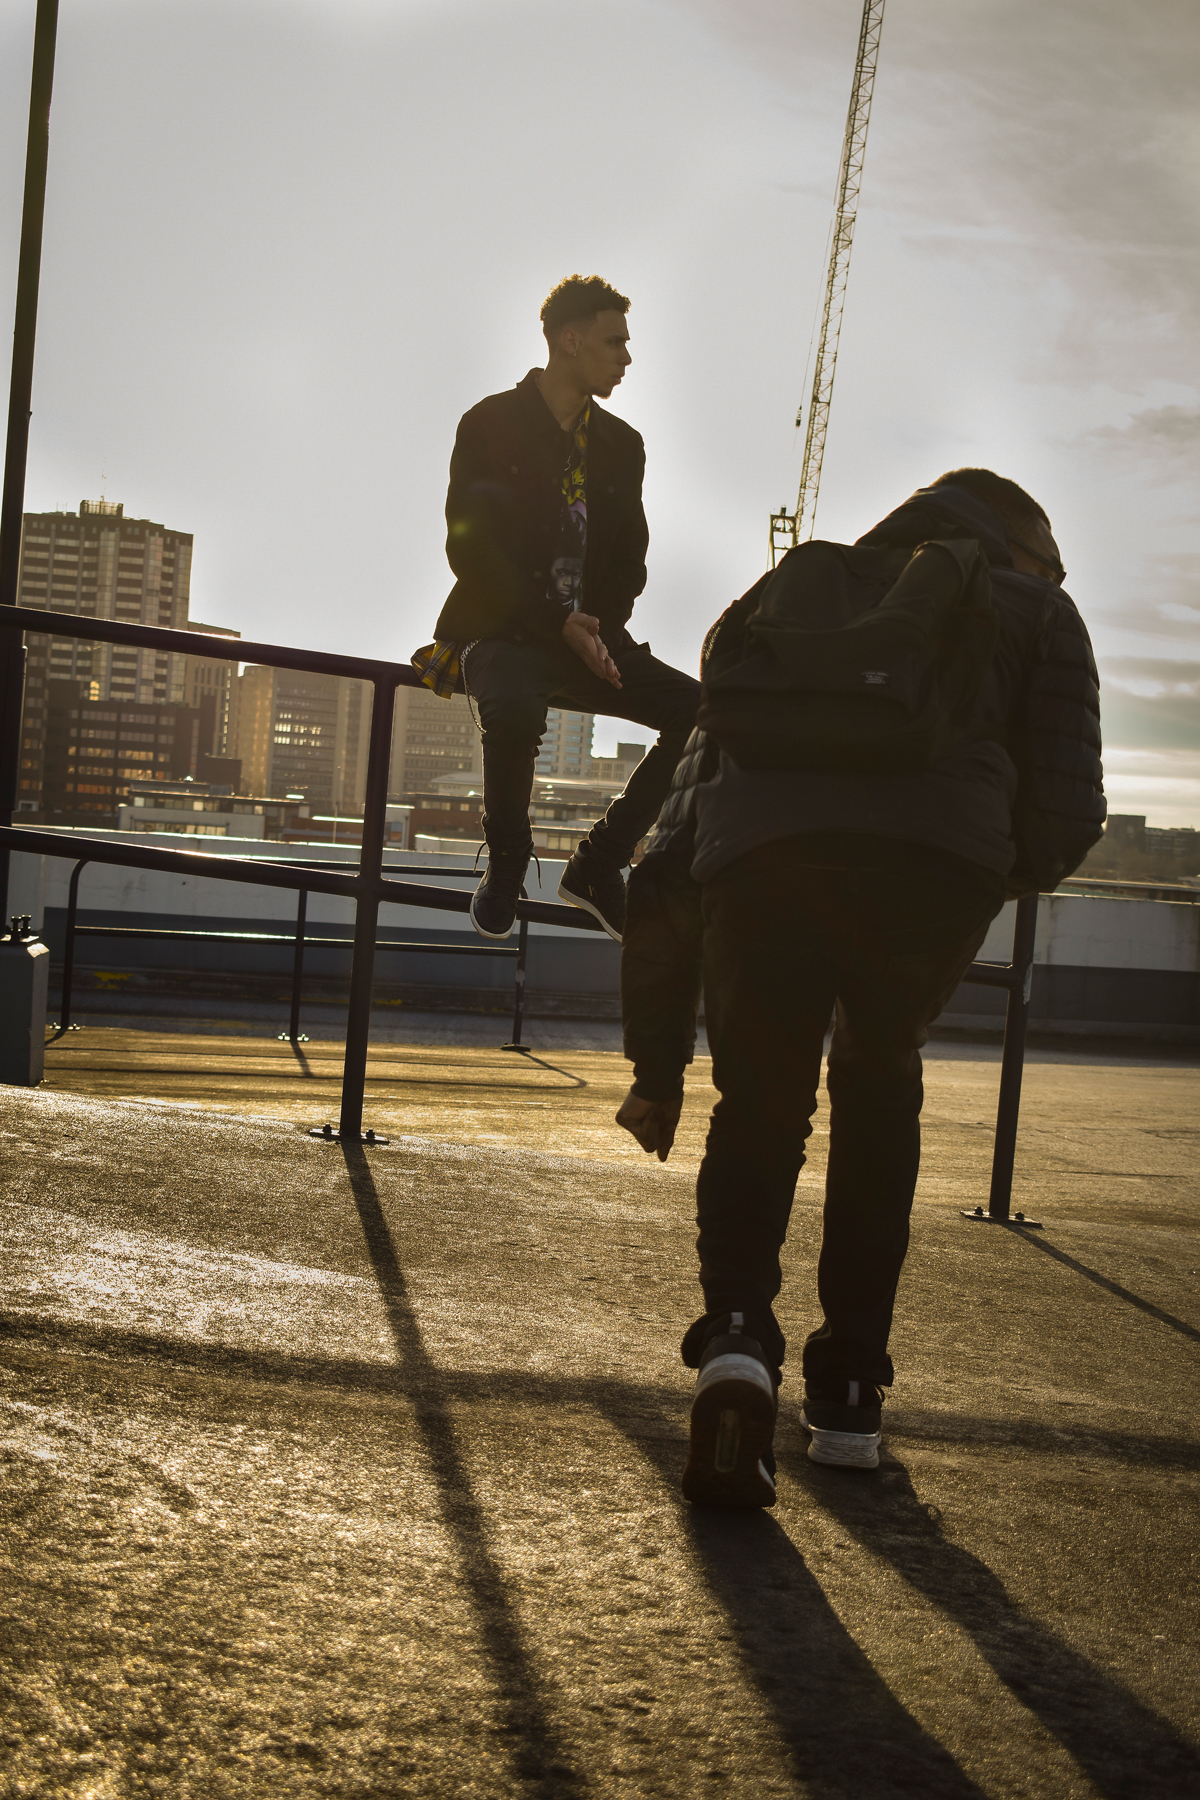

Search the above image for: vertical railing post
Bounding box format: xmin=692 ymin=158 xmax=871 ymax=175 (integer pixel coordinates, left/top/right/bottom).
xmin=281 ymin=888 xmax=307 ymax=1043
xmin=55 ymin=856 xmax=86 ymax=1031
xmin=965 ymin=893 xmax=1040 ymax=1225
xmin=337 ymin=674 xmax=397 ymax=1141
xmin=503 ymin=913 xmax=529 ymax=1051
xmin=0 ymin=0 xmax=61 ymax=927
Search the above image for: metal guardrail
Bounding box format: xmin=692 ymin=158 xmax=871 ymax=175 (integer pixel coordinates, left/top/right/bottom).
xmin=53 ymin=858 xmax=533 ymax=1051
xmin=1057 ymin=875 xmax=1200 ymax=903
xmin=0 ymin=608 xmax=1042 ymax=1206
xmin=0 ymin=602 xmax=604 ymax=1141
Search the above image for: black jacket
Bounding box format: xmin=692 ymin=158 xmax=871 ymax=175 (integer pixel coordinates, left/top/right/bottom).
xmin=430 ymin=370 xmax=649 ymax=651
xmin=621 ymin=486 xmax=1106 ymax=1094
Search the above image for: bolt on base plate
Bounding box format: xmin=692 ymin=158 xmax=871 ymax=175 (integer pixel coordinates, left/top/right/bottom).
xmin=307 ymin=1124 xmax=389 ymax=1145
xmin=962 ymin=1206 xmax=1043 ymax=1228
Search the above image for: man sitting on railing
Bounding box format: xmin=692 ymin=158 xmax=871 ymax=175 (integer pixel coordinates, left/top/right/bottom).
xmin=613 ymin=469 xmax=1106 ymax=1507
xmin=412 ymin=275 xmax=700 ymax=945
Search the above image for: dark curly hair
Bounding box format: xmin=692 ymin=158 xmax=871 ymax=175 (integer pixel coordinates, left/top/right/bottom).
xmin=930 ymin=467 xmax=1050 ymax=534
xmin=540 ymin=275 xmax=630 ymax=344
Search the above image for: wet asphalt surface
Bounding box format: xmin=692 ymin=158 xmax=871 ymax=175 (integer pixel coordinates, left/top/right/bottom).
xmin=1 ymin=1035 xmax=1198 ymax=1798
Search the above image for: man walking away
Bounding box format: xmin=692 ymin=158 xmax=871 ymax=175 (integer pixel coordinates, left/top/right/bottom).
xmin=413 ymin=275 xmax=700 ymax=942
xmin=615 ymin=470 xmax=1105 ymax=1506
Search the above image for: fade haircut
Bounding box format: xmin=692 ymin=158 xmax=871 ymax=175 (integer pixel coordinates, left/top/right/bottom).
xmin=540 ymin=274 xmax=630 ymax=345
xmin=930 ymin=467 xmax=1050 ymax=536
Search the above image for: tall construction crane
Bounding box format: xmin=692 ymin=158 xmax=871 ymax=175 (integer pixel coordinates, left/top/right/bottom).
xmin=770 ymin=0 xmax=886 ymax=565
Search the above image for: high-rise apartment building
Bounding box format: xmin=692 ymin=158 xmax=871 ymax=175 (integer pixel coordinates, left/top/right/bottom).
xmin=536 ymin=706 xmax=594 ymax=780
xmin=15 ymin=500 xmax=194 ymax=812
xmin=229 ymin=666 xmax=373 ymax=816
xmin=388 ymin=685 xmax=482 ymax=799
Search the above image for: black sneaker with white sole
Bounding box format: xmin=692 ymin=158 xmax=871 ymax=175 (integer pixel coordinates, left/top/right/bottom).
xmin=682 ymin=1312 xmax=778 ymax=1508
xmin=557 ymin=848 xmax=626 ymax=943
xmin=800 ymin=1379 xmax=884 ymax=1469
xmin=469 ymin=847 xmax=529 ymax=940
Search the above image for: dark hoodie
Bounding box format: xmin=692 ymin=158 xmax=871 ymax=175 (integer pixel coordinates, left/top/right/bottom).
xmin=689 ymin=484 xmax=1106 ymax=889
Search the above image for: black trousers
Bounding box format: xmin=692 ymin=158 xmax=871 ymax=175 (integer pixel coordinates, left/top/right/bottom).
xmin=463 ymin=636 xmax=700 ymax=865
xmin=696 ymin=833 xmax=1006 ymax=1386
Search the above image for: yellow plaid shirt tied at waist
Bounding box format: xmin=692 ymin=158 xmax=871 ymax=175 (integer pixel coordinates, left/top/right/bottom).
xmin=411 ymin=639 xmax=466 ymax=700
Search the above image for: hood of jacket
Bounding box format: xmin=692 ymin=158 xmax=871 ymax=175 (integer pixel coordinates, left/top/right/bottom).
xmin=856 ymin=483 xmax=1015 ymax=567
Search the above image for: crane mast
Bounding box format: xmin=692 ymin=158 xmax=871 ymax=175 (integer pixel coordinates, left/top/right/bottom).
xmin=770 ymin=0 xmax=886 ymax=565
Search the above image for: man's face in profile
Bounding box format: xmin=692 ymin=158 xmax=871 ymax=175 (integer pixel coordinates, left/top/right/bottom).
xmin=572 ymin=310 xmax=632 ymax=399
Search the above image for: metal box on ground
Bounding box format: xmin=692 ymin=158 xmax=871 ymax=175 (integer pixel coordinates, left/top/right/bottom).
xmin=0 ymin=936 xmax=49 ymax=1085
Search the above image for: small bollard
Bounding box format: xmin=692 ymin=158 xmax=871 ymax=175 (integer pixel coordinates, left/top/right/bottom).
xmin=0 ymin=923 xmax=50 ymax=1086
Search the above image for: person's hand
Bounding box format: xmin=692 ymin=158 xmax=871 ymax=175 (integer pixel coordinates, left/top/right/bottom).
xmin=562 ymin=612 xmax=622 ymax=688
xmin=616 ymin=1087 xmax=682 ymax=1163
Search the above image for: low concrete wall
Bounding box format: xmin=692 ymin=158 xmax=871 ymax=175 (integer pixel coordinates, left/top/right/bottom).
xmin=12 ymin=835 xmax=1200 ymax=1038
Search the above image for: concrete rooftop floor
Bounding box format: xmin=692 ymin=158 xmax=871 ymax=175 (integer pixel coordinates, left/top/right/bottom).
xmin=1 ymin=1025 xmax=1198 ymax=1798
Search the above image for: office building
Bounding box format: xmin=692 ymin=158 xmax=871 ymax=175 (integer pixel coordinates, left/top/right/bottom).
xmin=15 ymin=499 xmax=194 ymax=814
xmin=388 ymin=685 xmax=482 ymax=798
xmin=228 ymin=666 xmax=373 ymax=817
xmin=117 ymin=780 xmax=311 ymax=841
xmin=1080 ymin=815 xmax=1200 ymax=882
xmin=387 ymin=686 xmax=603 ymax=793
xmin=181 ymin=622 xmax=240 ymax=754
xmin=588 ymin=741 xmax=646 ymax=786
xmin=40 ymin=685 xmax=204 ymax=828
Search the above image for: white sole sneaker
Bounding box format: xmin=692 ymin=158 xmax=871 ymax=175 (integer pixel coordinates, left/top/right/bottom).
xmin=799 ymin=1408 xmax=881 ymax=1470
xmin=556 ymin=871 xmax=623 ymax=944
xmin=469 ymin=890 xmax=516 ymax=940
xmin=683 ymin=1353 xmax=777 ymax=1507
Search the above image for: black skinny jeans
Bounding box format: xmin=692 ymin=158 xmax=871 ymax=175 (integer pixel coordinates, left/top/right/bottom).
xmin=463 ymin=636 xmax=700 ymax=866
xmin=696 ymin=833 xmax=1006 ymax=1387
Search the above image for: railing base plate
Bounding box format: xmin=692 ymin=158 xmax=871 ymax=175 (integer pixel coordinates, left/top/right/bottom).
xmin=308 ymin=1124 xmax=389 ymax=1146
xmin=961 ymin=1207 xmax=1043 ymax=1228
xmin=500 ymin=1042 xmax=531 ymax=1053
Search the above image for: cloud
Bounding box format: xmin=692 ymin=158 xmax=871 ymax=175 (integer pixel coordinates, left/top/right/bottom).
xmin=1083 ymin=403 xmax=1200 ymax=462
xmin=1101 ymin=746 xmax=1200 ymax=827
xmin=1102 ymin=657 xmax=1200 ymax=696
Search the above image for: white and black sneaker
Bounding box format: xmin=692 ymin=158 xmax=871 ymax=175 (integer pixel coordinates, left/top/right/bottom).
xmin=557 ymin=848 xmax=626 ymax=943
xmin=800 ymin=1379 xmax=884 ymax=1470
xmin=469 ymin=847 xmax=529 ymax=941
xmin=682 ymin=1312 xmax=778 ymax=1508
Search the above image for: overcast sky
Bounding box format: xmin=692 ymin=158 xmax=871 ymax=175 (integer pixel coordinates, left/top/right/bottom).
xmin=1 ymin=0 xmax=1196 ymax=815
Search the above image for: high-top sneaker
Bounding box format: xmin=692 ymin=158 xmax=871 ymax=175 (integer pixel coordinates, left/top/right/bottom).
xmin=800 ymin=1379 xmax=884 ymax=1469
xmin=557 ymin=845 xmax=626 ymax=943
xmin=682 ymin=1312 xmax=778 ymax=1508
xmin=469 ymin=846 xmax=530 ymax=940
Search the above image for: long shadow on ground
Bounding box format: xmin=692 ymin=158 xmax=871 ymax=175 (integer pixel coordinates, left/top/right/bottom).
xmin=340 ymin=1142 xmax=584 ymax=1799
xmin=788 ymin=1450 xmax=1199 ymax=1800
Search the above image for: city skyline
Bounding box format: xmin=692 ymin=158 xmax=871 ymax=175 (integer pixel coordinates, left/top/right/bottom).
xmin=0 ymin=0 xmax=1195 ymax=820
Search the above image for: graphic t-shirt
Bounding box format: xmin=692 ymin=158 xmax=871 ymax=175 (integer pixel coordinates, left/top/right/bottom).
xmin=547 ymin=403 xmax=589 ymax=615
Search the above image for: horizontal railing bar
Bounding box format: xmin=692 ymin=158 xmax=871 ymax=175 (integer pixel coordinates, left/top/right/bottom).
xmin=962 ymin=963 xmax=1024 ymax=991
xmin=0 ymin=825 xmax=605 ymax=931
xmin=1 ymin=824 xmax=361 ymax=897
xmin=70 ymin=924 xmax=518 ymax=956
xmin=0 ymin=603 xmax=425 ymax=688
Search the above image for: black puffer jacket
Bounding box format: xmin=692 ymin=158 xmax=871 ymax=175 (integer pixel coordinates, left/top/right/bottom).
xmin=621 ymin=488 xmax=1105 ymax=1094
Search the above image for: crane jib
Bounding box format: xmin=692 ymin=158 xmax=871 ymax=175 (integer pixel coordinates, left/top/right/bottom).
xmin=770 ymin=0 xmax=886 ymax=566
